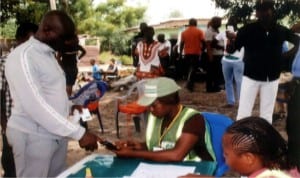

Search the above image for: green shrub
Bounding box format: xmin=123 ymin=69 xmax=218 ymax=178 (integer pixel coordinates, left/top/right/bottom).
xmin=85 ymin=38 xmax=98 ymax=46
xmin=99 ymin=51 xmax=114 ymax=64
xmin=99 ymin=51 xmax=132 ymax=66
xmin=119 ymin=55 xmax=132 ymax=65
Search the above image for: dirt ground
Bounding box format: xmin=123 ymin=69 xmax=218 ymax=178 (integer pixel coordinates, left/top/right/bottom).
xmin=0 ymin=79 xmax=287 ymax=177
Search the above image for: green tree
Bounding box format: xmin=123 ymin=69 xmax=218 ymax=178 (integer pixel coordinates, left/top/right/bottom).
xmin=1 ymin=0 xmax=49 ymax=25
xmin=1 ymin=0 xmax=19 ymax=24
xmin=15 ymin=1 xmax=49 ymax=25
xmin=62 ymin=0 xmax=94 ymax=30
xmin=212 ymin=0 xmax=300 ymax=25
xmin=0 ymin=19 xmax=17 ymax=38
xmin=91 ymin=0 xmax=145 ymax=54
xmin=58 ymin=0 xmax=145 ymax=54
xmin=169 ymin=10 xmax=183 ymax=19
xmin=1 ymin=0 xmax=49 ymax=40
xmin=1 ymin=0 xmax=145 ymax=55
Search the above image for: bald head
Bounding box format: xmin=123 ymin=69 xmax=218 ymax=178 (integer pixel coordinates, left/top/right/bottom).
xmin=35 ymin=10 xmax=76 ymax=50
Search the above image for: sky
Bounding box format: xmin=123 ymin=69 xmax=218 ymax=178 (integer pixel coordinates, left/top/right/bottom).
xmin=93 ymin=0 xmax=225 ymax=24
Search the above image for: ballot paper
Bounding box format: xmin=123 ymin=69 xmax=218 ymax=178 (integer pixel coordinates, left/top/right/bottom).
xmin=128 ymin=162 xmax=196 ymax=178
xmin=80 ymin=108 xmax=93 ymax=121
xmin=72 ymin=109 xmax=93 ymax=123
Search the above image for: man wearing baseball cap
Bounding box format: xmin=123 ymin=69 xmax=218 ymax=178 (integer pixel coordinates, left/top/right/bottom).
xmin=113 ymin=77 xmax=215 ymax=164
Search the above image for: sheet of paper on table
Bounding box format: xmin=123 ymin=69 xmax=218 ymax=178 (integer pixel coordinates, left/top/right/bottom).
xmin=126 ymin=162 xmax=196 ymax=178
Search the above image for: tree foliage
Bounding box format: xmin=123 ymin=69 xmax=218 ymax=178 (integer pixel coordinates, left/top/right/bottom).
xmin=91 ymin=0 xmax=146 ymax=54
xmin=1 ymin=0 xmax=49 ymax=25
xmin=212 ymin=0 xmax=300 ymax=25
xmin=1 ymin=0 xmax=19 ymax=24
xmin=169 ymin=10 xmax=184 ymax=19
xmin=15 ymin=1 xmax=49 ymax=25
xmin=0 ymin=19 xmax=17 ymax=38
xmin=58 ymin=0 xmax=145 ymax=54
xmin=1 ymin=0 xmax=145 ymax=55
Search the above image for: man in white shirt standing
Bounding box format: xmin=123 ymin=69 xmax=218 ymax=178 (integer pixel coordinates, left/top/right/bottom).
xmin=5 ymin=10 xmax=100 ymax=177
xmin=157 ymin=33 xmax=171 ymax=72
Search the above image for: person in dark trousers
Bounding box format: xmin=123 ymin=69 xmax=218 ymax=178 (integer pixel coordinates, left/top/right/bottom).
xmin=0 ymin=22 xmax=38 ymax=178
xmin=157 ymin=33 xmax=171 ymax=72
xmin=287 ymin=22 xmax=300 ymax=171
xmin=179 ymin=18 xmax=205 ymax=92
xmin=57 ymin=35 xmax=86 ymax=96
xmin=205 ymin=16 xmax=224 ymax=93
xmin=131 ymin=22 xmax=147 ymax=67
xmin=235 ymin=0 xmax=299 ymax=123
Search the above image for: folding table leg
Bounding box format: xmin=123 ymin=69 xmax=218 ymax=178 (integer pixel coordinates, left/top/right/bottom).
xmin=126 ymin=114 xmax=132 ymax=138
xmin=115 ymin=111 xmax=120 ymax=138
xmin=96 ymin=109 xmax=104 ymax=133
xmin=133 ymin=116 xmax=141 ymax=132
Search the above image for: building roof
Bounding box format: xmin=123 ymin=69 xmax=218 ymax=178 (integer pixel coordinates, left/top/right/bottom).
xmin=124 ymin=18 xmax=211 ymax=32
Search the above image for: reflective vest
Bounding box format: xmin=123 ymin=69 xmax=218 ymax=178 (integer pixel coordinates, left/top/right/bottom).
xmin=146 ymin=107 xmax=215 ymax=161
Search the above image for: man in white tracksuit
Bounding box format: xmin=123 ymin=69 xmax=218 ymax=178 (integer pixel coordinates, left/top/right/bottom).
xmin=5 ymin=10 xmax=100 ymax=177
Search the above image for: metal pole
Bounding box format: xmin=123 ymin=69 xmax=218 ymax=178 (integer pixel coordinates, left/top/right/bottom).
xmin=49 ymin=0 xmax=56 ymax=10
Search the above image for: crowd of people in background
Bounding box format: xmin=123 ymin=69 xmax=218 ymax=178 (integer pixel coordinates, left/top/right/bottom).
xmin=1 ymin=0 xmax=300 ymax=177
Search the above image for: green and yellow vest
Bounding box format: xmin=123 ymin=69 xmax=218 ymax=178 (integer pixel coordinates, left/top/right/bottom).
xmin=146 ymin=107 xmax=216 ymax=162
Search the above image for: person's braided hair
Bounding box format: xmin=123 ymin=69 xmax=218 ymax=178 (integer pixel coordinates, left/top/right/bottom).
xmin=226 ymin=117 xmax=290 ymax=170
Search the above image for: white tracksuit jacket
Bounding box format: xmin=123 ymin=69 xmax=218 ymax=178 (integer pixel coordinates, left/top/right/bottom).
xmin=5 ymin=37 xmax=85 ymax=140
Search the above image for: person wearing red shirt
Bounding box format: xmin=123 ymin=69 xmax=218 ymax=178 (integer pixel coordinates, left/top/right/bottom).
xmin=179 ymin=18 xmax=205 ymax=92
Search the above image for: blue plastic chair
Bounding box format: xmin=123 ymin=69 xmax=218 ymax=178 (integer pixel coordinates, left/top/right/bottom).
xmin=202 ymin=112 xmax=233 ymax=177
xmin=69 ymin=80 xmax=108 ymax=133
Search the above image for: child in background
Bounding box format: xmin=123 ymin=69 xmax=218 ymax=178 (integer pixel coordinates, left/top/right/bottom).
xmin=90 ymin=59 xmax=102 ymax=81
xmin=222 ymin=117 xmax=300 ymax=178
xmin=103 ymin=58 xmax=118 ymax=81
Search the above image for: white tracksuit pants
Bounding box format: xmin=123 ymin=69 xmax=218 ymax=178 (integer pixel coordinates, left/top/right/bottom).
xmin=6 ymin=127 xmax=68 ymax=177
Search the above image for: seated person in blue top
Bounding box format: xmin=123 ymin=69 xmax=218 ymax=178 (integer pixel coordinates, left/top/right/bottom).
xmin=90 ymin=58 xmax=102 ymax=81
xmin=113 ymin=77 xmax=215 ymax=163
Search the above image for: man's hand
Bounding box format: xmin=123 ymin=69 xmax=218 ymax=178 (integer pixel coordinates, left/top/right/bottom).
xmin=113 ymin=147 xmax=135 ymax=158
xmin=78 ymin=132 xmax=100 ymax=151
xmin=115 ymin=140 xmax=145 ymax=150
xmin=71 ymin=105 xmax=83 ymax=114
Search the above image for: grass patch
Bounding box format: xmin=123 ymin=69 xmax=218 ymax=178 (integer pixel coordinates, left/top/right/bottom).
xmin=99 ymin=51 xmax=132 ymax=65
